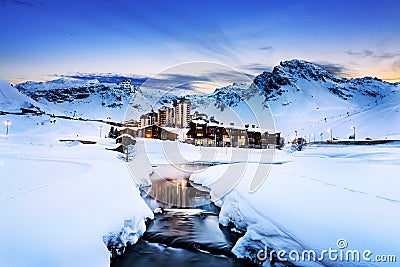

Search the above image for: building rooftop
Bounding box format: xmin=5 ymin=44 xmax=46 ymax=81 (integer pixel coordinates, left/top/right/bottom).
xmin=116 ymin=133 xmax=135 ymax=140
xmin=207 ymin=122 xmax=220 ymax=127
xmin=191 ymin=119 xmax=207 ymax=125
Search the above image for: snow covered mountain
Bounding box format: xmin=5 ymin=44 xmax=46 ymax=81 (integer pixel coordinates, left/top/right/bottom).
xmin=182 ymin=60 xmax=399 ymax=140
xmin=6 ymin=60 xmax=400 ymax=140
xmin=0 ymin=79 xmax=46 ymax=113
xmin=16 ymin=77 xmax=101 ymax=92
xmin=124 ymin=60 xmax=400 ymax=139
xmin=252 ymin=60 xmax=400 ymax=139
xmin=15 ymin=78 xmax=137 ymax=120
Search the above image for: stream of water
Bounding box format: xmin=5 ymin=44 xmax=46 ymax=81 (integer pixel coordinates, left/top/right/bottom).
xmin=111 ymin=164 xmax=259 ymax=267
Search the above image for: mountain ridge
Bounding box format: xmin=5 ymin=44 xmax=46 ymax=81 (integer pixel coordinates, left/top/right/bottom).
xmin=2 ymin=59 xmax=399 ymax=139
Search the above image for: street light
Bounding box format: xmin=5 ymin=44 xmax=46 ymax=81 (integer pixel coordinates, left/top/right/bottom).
xmin=98 ymin=125 xmax=103 ymax=138
xmin=294 ymin=130 xmax=298 ymax=137
xmin=313 ymin=133 xmax=316 ymax=142
xmin=351 ymin=126 xmax=356 ymax=140
xmin=327 ymin=129 xmax=332 ymax=142
xmin=4 ymin=120 xmax=11 ymax=136
xmin=319 ymin=132 xmax=323 ymax=141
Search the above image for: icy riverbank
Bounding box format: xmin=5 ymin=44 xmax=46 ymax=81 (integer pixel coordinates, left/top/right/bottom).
xmin=124 ymin=138 xmax=400 ymax=266
xmin=0 ymin=115 xmax=153 ymax=267
xmin=190 ymin=144 xmax=400 ymax=266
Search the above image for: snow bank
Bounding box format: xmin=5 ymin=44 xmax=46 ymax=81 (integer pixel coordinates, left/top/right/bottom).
xmin=191 ymin=145 xmax=400 ymax=266
xmin=0 ymin=115 xmax=153 ymax=267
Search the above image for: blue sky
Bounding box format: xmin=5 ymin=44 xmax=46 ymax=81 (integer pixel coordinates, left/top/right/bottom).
xmin=1 ymin=0 xmax=399 ymax=84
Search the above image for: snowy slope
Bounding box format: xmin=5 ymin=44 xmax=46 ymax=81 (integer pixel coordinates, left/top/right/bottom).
xmin=0 ymin=79 xmax=46 ymax=112
xmin=253 ymin=60 xmax=400 ymax=140
xmin=17 ymin=77 xmax=100 ymax=91
xmin=187 ymin=82 xmax=274 ymax=130
xmin=16 ymin=78 xmax=137 ymax=120
xmin=0 ymin=114 xmax=153 ymax=267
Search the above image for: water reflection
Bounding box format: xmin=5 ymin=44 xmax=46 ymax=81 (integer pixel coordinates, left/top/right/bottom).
xmin=143 ymin=164 xmax=212 ymax=209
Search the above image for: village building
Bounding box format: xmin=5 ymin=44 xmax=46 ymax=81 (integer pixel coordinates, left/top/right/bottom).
xmin=186 ymin=119 xmax=207 ymax=146
xmin=173 ymin=98 xmax=191 ymax=128
xmin=123 ymin=120 xmax=140 ymax=127
xmin=157 ymin=107 xmax=169 ymax=126
xmin=136 ymin=125 xmax=178 ymax=141
xmin=187 ymin=119 xmax=229 ymax=147
xmin=261 ymin=131 xmax=281 ymax=148
xmin=116 ymin=133 xmax=136 ymax=146
xmin=225 ymin=123 xmax=248 ymax=147
xmin=133 ymin=98 xmax=282 ymax=148
xmin=166 ymin=105 xmax=176 ymax=127
xmin=246 ymin=125 xmax=262 ymax=148
xmin=136 ymin=98 xmax=192 ymax=128
xmin=140 ymin=109 xmax=158 ymax=127
xmin=205 ymin=121 xmax=220 ymax=146
xmin=191 ymin=111 xmax=208 ymax=121
xmin=118 ymin=127 xmax=136 ymax=137
xmin=187 ymin=120 xmax=281 ymax=148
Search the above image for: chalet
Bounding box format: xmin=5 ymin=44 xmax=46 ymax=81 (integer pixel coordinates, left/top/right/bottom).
xmin=261 ymin=132 xmax=281 ymax=148
xmin=246 ymin=125 xmax=262 ymax=148
xmin=123 ymin=120 xmax=140 ymax=127
xmin=118 ymin=127 xmax=136 ymax=137
xmin=245 ymin=127 xmax=281 ymax=149
xmin=186 ymin=119 xmax=208 ymax=146
xmin=136 ymin=125 xmax=178 ymax=141
xmin=205 ymin=122 xmax=221 ymax=146
xmin=116 ymin=133 xmax=136 ymax=146
xmin=187 ymin=120 xmax=238 ymax=147
xmin=225 ymin=123 xmax=248 ymax=147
